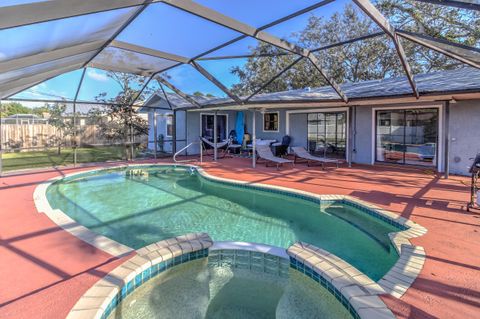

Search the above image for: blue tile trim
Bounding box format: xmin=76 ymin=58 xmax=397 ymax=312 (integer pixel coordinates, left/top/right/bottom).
xmin=208 ymin=249 xmax=290 ymax=278
xmin=100 ymin=248 xmax=209 ymax=319
xmin=289 ymin=256 xmax=360 ymax=319
xmin=196 ymin=170 xmax=407 ymax=231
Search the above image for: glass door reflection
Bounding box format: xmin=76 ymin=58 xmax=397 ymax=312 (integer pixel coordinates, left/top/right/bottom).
xmin=376 ymin=108 xmax=438 ymax=167
xmin=307 ymin=111 xmax=346 ymax=159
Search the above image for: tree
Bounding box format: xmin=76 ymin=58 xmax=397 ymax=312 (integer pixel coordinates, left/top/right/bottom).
xmin=0 ymin=102 xmax=33 ymax=116
xmin=378 ymin=0 xmax=479 ymax=73
xmin=31 ymin=104 xmax=50 ymax=117
xmin=90 ymin=72 xmax=150 ymax=161
xmin=193 ymin=91 xmax=215 ymax=98
xmin=229 ymin=2 xmax=480 ymax=96
xmin=47 ymin=103 xmax=75 ymax=155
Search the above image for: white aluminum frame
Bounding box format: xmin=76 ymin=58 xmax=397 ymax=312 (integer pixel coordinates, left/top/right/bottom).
xmin=371 ymin=104 xmax=444 ymax=171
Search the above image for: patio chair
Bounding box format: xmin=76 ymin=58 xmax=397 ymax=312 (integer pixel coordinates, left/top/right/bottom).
xmin=255 ymin=144 xmax=294 ymax=170
xmin=200 ymin=136 xmax=231 ymax=159
xmin=272 ymin=135 xmax=291 ymax=157
xmin=292 ymin=146 xmax=341 ymax=169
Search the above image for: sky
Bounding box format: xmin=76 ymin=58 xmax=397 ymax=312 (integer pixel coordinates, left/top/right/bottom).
xmin=4 ymin=0 xmax=358 ymax=106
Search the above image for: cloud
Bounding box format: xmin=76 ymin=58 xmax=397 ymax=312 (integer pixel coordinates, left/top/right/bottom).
xmin=20 ymin=101 xmax=47 ymax=108
xmin=87 ymin=69 xmax=108 ymax=82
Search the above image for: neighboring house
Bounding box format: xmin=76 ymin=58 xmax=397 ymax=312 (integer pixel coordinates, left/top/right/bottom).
xmin=60 ymin=103 xmax=108 ymax=126
xmin=1 ymin=114 xmax=48 ymax=124
xmin=142 ymin=68 xmax=480 ymax=176
xmin=0 ymin=104 xmax=112 ymax=126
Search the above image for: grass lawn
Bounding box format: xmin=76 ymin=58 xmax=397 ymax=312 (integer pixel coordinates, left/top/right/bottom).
xmin=1 ymin=146 xmax=132 ymax=172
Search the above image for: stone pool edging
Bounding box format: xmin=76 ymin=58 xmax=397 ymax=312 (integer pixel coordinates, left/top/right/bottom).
xmin=66 ymin=232 xmax=213 ymax=319
xmin=34 ymin=163 xmax=427 ymax=299
xmin=33 ymin=163 xmax=196 ymax=257
xmin=288 ymin=242 xmax=394 ymax=319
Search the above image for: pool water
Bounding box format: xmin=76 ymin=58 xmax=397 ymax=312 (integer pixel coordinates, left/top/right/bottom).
xmin=108 ymin=258 xmax=353 ymax=319
xmin=46 ymin=165 xmax=400 ymax=280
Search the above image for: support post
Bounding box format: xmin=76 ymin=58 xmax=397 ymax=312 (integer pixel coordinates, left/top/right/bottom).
xmin=0 ymin=102 xmax=3 ymax=176
xmin=73 ymin=102 xmax=77 ymax=167
xmin=252 ymin=109 xmax=256 ymax=168
xmin=153 ymin=109 xmax=157 ymax=159
xmin=348 ymin=106 xmax=354 ymax=168
xmin=172 ymin=110 xmax=177 ymax=155
xmin=213 ymin=111 xmax=218 ymax=161
xmin=130 ymin=108 xmax=134 ymax=161
xmin=444 ymin=101 xmax=450 ymax=179
xmin=72 ymin=68 xmax=86 ymax=167
xmin=185 ymin=110 xmax=188 ymax=156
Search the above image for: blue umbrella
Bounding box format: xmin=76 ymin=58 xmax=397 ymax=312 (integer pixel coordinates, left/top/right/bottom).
xmin=235 ymin=111 xmax=245 ymax=144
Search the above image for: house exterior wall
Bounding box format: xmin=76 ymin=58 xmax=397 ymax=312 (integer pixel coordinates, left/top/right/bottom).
xmin=288 ymin=113 xmax=308 ymax=148
xmin=448 ymin=100 xmax=480 ymax=175
xmin=146 ymin=99 xmax=480 ymax=176
xmin=352 ymin=106 xmax=374 ymax=165
xmin=350 ymin=100 xmax=480 ymax=175
xmin=251 ymin=110 xmax=288 ymax=142
xmin=146 ymin=109 xmax=186 ymax=154
xmin=185 ymin=110 xmax=237 ymax=155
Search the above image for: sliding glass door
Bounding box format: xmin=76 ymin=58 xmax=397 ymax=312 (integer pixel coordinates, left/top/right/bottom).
xmin=307 ymin=111 xmax=346 ymax=159
xmin=201 ymin=114 xmax=227 ymax=142
xmin=376 ymin=108 xmax=438 ymax=167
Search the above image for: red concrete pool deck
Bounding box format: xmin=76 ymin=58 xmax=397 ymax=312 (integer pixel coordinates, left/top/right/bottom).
xmin=0 ymin=158 xmax=479 ymax=319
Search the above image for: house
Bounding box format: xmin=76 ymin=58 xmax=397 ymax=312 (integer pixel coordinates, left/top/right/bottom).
xmin=142 ymin=67 xmax=480 ymax=176
xmin=0 ymin=114 xmax=48 ymax=125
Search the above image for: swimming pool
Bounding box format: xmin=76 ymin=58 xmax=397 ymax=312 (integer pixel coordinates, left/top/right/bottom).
xmin=46 ymin=165 xmax=401 ymax=281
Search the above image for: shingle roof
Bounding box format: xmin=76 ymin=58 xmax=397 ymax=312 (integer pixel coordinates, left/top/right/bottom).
xmin=248 ymin=67 xmax=480 ymax=103
xmin=142 ymin=67 xmax=480 ymax=110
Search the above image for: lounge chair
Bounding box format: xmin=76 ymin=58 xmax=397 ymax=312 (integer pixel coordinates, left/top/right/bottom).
xmin=255 ymin=145 xmax=294 ymax=170
xmin=200 ymin=136 xmax=231 ymax=158
xmin=292 ymin=146 xmax=341 ymax=168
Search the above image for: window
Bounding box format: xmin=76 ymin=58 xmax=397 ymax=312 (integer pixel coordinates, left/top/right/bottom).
xmin=166 ymin=114 xmax=173 ymax=137
xmin=263 ymin=112 xmax=279 ymax=132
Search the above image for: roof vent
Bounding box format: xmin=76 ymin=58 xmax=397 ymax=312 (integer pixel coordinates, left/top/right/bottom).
xmin=305 ymin=87 xmax=311 ymax=92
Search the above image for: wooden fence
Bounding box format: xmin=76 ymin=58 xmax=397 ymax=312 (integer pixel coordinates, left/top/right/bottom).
xmin=1 ymin=123 xmax=147 ymax=151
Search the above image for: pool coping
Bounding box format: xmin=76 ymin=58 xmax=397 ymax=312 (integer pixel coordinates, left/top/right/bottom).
xmin=33 ymin=163 xmax=427 ymax=299
xmin=66 ymin=237 xmax=395 ymax=319
xmin=288 ymin=242 xmax=395 ymax=319
xmin=66 ymin=232 xmax=213 ymax=319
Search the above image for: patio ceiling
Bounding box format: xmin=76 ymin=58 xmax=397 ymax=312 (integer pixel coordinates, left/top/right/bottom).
xmin=0 ymin=0 xmax=479 ymax=110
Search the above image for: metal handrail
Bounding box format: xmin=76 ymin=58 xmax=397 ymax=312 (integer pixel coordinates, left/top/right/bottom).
xmin=173 ymin=140 xmax=203 ymax=163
